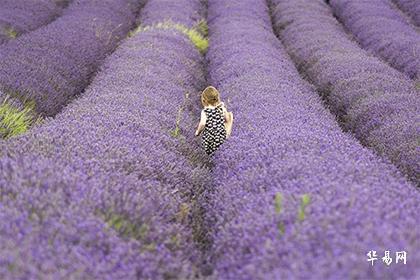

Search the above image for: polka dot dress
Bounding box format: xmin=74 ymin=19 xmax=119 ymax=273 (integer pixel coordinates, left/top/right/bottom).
xmin=202 ymin=104 xmax=227 ymax=155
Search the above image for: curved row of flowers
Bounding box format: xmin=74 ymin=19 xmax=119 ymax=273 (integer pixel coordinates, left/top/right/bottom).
xmin=0 ymin=0 xmax=210 ymax=278
xmin=392 ymin=0 xmax=420 ymax=26
xmin=270 ymin=0 xmax=419 ymax=182
xmin=203 ymin=0 xmax=419 ymax=278
xmin=0 ymin=0 xmax=66 ymax=44
xmin=329 ymin=0 xmax=420 ymax=79
xmin=0 ymin=0 xmax=142 ymax=139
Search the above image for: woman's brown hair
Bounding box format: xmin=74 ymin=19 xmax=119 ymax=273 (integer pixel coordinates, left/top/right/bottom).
xmin=201 ymin=86 xmax=220 ymax=107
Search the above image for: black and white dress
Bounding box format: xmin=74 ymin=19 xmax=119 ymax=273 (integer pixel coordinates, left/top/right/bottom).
xmin=202 ymin=104 xmax=227 ymax=155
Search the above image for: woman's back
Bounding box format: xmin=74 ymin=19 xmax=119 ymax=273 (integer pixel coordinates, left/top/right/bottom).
xmin=202 ymin=104 xmax=227 ymax=155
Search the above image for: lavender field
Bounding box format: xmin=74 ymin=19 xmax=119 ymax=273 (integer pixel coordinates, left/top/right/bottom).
xmin=0 ymin=0 xmax=418 ymax=279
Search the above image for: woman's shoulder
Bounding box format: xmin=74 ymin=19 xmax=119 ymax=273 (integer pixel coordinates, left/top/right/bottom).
xmin=217 ymin=102 xmax=227 ymax=111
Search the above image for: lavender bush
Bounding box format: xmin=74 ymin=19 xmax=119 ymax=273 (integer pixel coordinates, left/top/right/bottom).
xmin=0 ymin=0 xmax=211 ymax=278
xmin=139 ymin=0 xmax=204 ymax=26
xmin=271 ymin=0 xmax=420 ymax=182
xmin=329 ymin=0 xmax=420 ymax=80
xmin=0 ymin=0 xmax=66 ymax=44
xmin=0 ymin=0 xmax=141 ymax=138
xmin=393 ymin=0 xmax=420 ymax=26
xmin=203 ymin=0 xmax=419 ymax=278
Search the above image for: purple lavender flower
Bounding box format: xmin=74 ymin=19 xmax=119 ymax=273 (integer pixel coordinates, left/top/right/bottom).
xmin=271 ymin=0 xmax=420 ymax=182
xmin=203 ymin=0 xmax=419 ymax=278
xmin=329 ymin=0 xmax=420 ymax=80
xmin=0 ymin=0 xmax=141 ymax=138
xmin=0 ymin=0 xmax=66 ymax=44
xmin=0 ymin=0 xmax=210 ymax=278
xmin=392 ymin=0 xmax=420 ymax=26
xmin=0 ymin=0 xmax=418 ymax=278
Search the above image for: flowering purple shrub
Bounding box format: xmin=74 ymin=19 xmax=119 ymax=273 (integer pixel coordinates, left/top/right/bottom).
xmin=139 ymin=0 xmax=205 ymax=26
xmin=204 ymin=0 xmax=419 ymax=278
xmin=0 ymin=0 xmax=141 ymax=138
xmin=270 ymin=0 xmax=420 ymax=182
xmin=0 ymin=0 xmax=210 ymax=277
xmin=0 ymin=153 xmax=201 ymax=279
xmin=393 ymin=0 xmax=420 ymax=26
xmin=329 ymin=0 xmax=420 ymax=79
xmin=0 ymin=0 xmax=65 ymax=44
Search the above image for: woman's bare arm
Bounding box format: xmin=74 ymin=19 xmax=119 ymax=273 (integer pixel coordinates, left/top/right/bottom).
xmin=195 ymin=110 xmax=206 ymax=136
xmin=221 ymin=104 xmax=229 ymax=122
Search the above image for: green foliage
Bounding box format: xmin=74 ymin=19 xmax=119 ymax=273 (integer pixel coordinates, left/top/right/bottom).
xmin=195 ymin=19 xmax=208 ymax=37
xmin=166 ymin=233 xmax=181 ymax=250
xmin=133 ymin=20 xmax=209 ymax=54
xmin=184 ymin=27 xmax=208 ymax=54
xmin=277 ymin=222 xmax=285 ymax=235
xmin=105 ymin=211 xmax=149 ymax=240
xmin=176 ymin=202 xmax=190 ymax=223
xmin=302 ymin=194 xmax=311 ymax=206
xmin=102 ymin=207 xmax=188 ymax=253
xmin=0 ymin=100 xmax=34 ymax=139
xmin=170 ymin=126 xmax=180 ymax=138
xmin=169 ymin=107 xmax=183 ymax=138
xmin=144 ymin=242 xmax=156 ymax=252
xmin=274 ymin=193 xmax=312 ymax=236
xmin=274 ymin=192 xmax=285 ymax=235
xmin=4 ymin=26 xmax=18 ymax=38
xmin=127 ymin=28 xmax=137 ymax=38
xmin=274 ymin=192 xmax=282 ymax=214
xmin=170 ymin=92 xmax=191 ymax=138
xmin=297 ymin=194 xmax=311 ymax=221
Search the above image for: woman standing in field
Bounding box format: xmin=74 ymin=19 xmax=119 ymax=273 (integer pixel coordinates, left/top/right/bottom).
xmin=195 ymin=86 xmax=233 ymax=155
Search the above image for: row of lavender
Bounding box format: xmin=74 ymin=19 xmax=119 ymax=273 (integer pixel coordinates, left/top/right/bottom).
xmin=204 ymin=0 xmax=419 ymax=278
xmin=0 ymin=0 xmax=211 ymax=278
xmin=270 ymin=0 xmax=419 ymax=182
xmin=0 ymin=0 xmax=67 ymax=44
xmin=329 ymin=0 xmax=420 ymax=80
xmin=393 ymin=0 xmax=420 ymax=26
xmin=0 ymin=0 xmax=141 ymax=138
